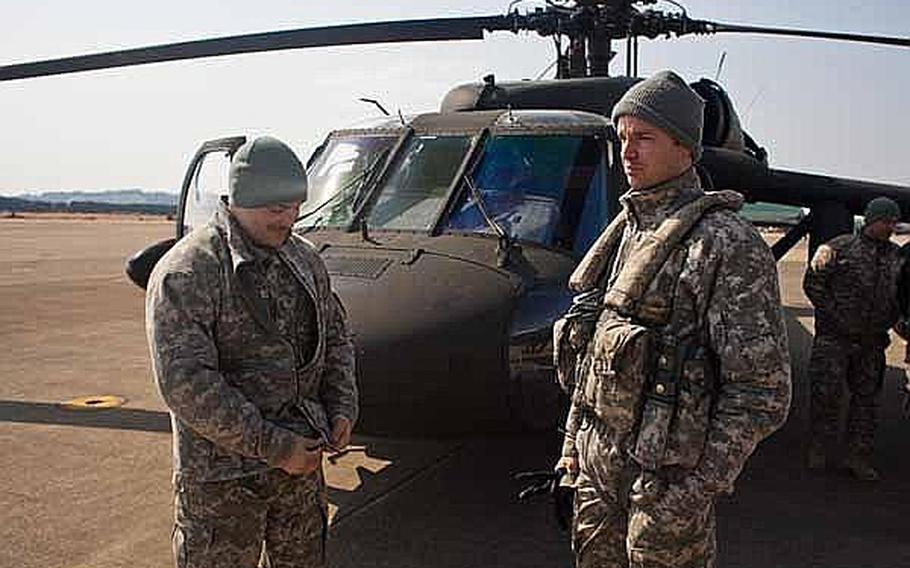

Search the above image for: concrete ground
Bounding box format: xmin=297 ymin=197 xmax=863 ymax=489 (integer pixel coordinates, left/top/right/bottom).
xmin=1 ymin=216 xmax=908 ymax=567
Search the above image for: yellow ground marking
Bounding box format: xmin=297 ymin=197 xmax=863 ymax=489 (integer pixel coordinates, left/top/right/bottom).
xmin=58 ymin=395 xmax=127 ymax=410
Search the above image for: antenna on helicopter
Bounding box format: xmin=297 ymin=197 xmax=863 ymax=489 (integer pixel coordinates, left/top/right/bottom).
xmin=358 ymin=98 xmax=390 ymax=117
xmin=714 ymin=51 xmax=727 ymax=82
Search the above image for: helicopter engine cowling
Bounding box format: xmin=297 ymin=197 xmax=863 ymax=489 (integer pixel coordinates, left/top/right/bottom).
xmin=690 ymin=78 xmax=746 ymax=154
xmin=440 ymin=75 xmax=765 ymax=161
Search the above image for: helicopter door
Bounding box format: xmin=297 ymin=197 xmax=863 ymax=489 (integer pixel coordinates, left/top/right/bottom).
xmin=176 ymin=136 xmax=246 ymax=238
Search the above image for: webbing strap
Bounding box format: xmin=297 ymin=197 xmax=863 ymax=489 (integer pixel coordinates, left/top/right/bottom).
xmin=604 ymin=190 xmax=743 ymax=316
xmin=569 ymin=191 xmax=744 ymax=303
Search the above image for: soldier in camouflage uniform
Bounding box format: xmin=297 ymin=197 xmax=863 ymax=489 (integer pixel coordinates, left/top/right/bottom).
xmin=554 ymin=71 xmax=791 ymax=567
xmin=146 ymin=136 xmax=358 ymax=567
xmin=804 ymin=196 xmax=903 ymax=481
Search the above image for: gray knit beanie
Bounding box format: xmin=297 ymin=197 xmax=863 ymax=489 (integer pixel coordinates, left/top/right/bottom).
xmin=229 ymin=136 xmax=308 ymax=208
xmin=864 ymin=196 xmax=901 ymax=224
xmin=612 ymin=70 xmax=705 ymax=161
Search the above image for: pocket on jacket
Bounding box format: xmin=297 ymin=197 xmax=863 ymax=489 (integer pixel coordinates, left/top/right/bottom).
xmin=581 ymin=316 xmax=651 ymax=435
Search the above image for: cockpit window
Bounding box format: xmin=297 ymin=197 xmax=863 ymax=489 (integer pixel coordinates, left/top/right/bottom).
xmin=298 ymin=135 xmax=397 ymax=229
xmin=366 ymin=135 xmax=473 ymax=231
xmin=444 ymin=135 xmax=606 ymax=253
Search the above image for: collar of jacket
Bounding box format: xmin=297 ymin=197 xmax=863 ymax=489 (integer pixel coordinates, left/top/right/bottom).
xmin=620 ymin=168 xmax=703 ymax=231
xmin=858 ymin=230 xmax=894 ymax=252
xmin=214 ymin=201 xmax=287 ymax=274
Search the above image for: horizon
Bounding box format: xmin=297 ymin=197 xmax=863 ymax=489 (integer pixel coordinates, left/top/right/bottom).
xmin=5 ymin=188 xmax=178 ymax=197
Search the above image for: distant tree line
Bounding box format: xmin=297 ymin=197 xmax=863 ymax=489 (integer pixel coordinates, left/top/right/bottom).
xmin=0 ymin=195 xmax=175 ymax=216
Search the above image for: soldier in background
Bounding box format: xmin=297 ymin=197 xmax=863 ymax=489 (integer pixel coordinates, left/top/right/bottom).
xmin=554 ymin=71 xmax=791 ymax=567
xmin=804 ymin=196 xmax=903 ymax=481
xmin=146 ymin=136 xmax=358 ymax=567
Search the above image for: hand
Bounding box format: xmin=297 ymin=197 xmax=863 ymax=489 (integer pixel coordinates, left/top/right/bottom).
xmin=276 ymin=436 xmax=323 ymax=476
xmin=629 ymin=471 xmax=665 ymax=506
xmin=329 ymin=416 xmax=353 ymax=452
xmin=630 ymin=473 xmax=712 ymax=514
xmin=555 ymin=456 xmax=578 ymax=476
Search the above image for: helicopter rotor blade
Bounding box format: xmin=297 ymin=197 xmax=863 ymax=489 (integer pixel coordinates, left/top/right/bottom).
xmin=0 ymin=15 xmax=513 ymax=82
xmin=701 ymin=147 xmax=910 ymax=214
xmin=4 ymin=7 xmax=907 ymax=84
xmin=701 ymin=22 xmax=910 ymax=48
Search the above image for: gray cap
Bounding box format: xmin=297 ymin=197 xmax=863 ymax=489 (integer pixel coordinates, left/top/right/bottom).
xmin=612 ymin=70 xmax=705 ymax=161
xmin=864 ymin=196 xmax=901 ymax=224
xmin=229 ymin=136 xmax=308 ymax=208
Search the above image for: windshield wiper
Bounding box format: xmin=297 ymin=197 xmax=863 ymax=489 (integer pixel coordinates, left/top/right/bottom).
xmin=463 ymin=174 xmax=517 ymax=267
xmin=296 ymin=149 xmax=390 ymax=233
xmin=350 ymin=128 xmax=413 ymax=240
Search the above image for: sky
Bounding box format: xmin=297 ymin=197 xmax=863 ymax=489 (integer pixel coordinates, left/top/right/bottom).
xmin=0 ymin=0 xmax=908 ymax=194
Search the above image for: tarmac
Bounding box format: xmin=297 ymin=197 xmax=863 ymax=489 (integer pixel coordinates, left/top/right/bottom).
xmin=1 ymin=215 xmax=908 ymax=567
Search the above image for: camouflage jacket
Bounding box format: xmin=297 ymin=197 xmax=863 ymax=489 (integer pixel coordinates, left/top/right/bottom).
xmin=562 ymin=169 xmax=792 ymax=495
xmin=146 ymin=203 xmax=357 ymax=482
xmin=803 ymin=232 xmax=903 ymax=346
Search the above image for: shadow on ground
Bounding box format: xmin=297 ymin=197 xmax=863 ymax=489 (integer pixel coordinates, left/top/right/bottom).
xmin=0 ymin=399 xmax=171 ymax=432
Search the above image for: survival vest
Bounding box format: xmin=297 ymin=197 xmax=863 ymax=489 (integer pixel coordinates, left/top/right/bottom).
xmin=554 ymin=190 xmax=743 ymax=470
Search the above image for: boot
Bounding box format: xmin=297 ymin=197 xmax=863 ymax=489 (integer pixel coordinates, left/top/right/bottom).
xmin=842 ymin=454 xmax=880 ymax=482
xmin=806 ymin=443 xmax=826 ymax=471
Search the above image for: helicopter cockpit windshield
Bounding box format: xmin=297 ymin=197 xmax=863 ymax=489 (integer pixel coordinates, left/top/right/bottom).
xmin=445 ymin=134 xmax=607 ymax=254
xmin=299 ymin=111 xmax=611 ymax=255
xmin=367 ymin=135 xmax=474 ymax=231
xmin=298 ymin=134 xmax=398 ymax=229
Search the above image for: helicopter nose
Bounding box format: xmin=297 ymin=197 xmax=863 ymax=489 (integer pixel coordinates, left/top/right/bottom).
xmin=324 ymin=247 xmax=521 ymax=435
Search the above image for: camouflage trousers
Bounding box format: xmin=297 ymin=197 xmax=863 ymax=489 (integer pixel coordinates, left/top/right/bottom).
xmin=572 ymin=418 xmax=716 ymax=568
xmin=173 ymin=468 xmax=327 ymax=568
xmin=808 ymin=334 xmax=886 ymax=458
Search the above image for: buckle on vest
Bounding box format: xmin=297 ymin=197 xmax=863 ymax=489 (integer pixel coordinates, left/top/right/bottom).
xmin=646 ymin=375 xmax=679 ymax=405
xmin=647 ymin=336 xmax=684 ymax=405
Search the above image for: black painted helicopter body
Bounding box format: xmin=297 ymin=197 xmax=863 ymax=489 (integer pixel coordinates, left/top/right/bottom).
xmin=5 ymin=1 xmax=909 ymax=434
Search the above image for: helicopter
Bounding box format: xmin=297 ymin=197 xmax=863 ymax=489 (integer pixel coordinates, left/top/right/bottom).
xmin=4 ymin=1 xmax=909 ymax=435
